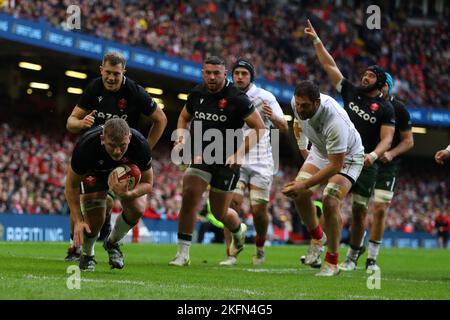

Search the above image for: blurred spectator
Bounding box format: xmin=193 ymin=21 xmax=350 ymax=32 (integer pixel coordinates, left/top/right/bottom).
xmin=1 ymin=0 xmax=448 ymax=108
xmin=434 ymin=209 xmax=450 ymax=248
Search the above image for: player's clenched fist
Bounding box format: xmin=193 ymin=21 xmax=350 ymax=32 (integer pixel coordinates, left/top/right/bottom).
xmin=81 ymin=110 xmax=96 ymax=129
xmin=435 ymin=149 xmax=450 ymax=165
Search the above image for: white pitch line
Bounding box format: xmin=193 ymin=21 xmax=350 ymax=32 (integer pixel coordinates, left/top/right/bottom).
xmin=22 ymin=274 xmax=266 ymax=296
xmin=244 ymin=268 xmax=309 ymax=274
xmin=382 ymin=277 xmax=450 ymax=285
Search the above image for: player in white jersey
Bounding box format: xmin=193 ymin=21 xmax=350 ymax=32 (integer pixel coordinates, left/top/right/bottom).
xmin=283 ymin=81 xmax=364 ymax=276
xmin=220 ymin=58 xmax=288 ymax=266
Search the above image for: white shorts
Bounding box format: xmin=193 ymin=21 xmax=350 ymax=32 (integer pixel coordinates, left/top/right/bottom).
xmin=302 ymin=149 xmax=364 ymax=185
xmin=237 ymin=164 xmax=273 ymax=190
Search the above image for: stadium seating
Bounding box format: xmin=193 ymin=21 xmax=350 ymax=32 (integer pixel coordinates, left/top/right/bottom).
xmin=1 ymin=0 xmax=448 ymax=108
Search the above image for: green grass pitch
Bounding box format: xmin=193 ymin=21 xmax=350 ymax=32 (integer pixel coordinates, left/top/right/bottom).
xmin=0 ymin=242 xmax=449 ymax=300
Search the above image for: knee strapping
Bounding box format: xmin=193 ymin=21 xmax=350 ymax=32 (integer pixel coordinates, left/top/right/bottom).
xmin=250 ymin=189 xmax=269 ymax=205
xmin=323 ymin=182 xmax=344 ymax=201
xmin=352 ymin=194 xmax=370 ymax=208
xmin=295 ymin=171 xmax=319 ymax=192
xmin=373 ymin=189 xmax=393 ymax=203
xmin=233 ymin=181 xmax=246 ymax=196
xmin=81 ymin=199 xmax=107 ymax=213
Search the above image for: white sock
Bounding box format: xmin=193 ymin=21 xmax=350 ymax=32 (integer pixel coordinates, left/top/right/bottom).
xmin=108 ymin=213 xmax=134 ymax=245
xmin=368 ymin=240 xmax=381 ymax=260
xmin=178 ymin=240 xmax=191 ymax=257
xmin=347 ymin=247 xmax=360 ymax=262
xmin=83 ymin=234 xmax=98 ymax=256
xmin=232 ymin=224 xmax=242 ymax=239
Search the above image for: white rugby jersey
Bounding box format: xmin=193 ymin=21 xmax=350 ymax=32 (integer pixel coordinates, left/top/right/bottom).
xmin=242 ymin=84 xmax=284 ymax=167
xmin=290 ymin=93 xmax=364 ymax=160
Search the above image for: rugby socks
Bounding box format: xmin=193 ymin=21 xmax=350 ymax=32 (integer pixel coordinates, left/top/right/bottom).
xmin=177 ymin=233 xmax=192 ymax=257
xmin=83 ymin=232 xmax=98 ymax=257
xmin=368 ymin=240 xmax=382 ymax=260
xmin=231 ymin=223 xmax=245 ymax=241
xmin=108 ymin=212 xmax=135 ymax=245
xmin=347 ymin=244 xmax=362 ymax=262
xmin=309 ymin=224 xmax=324 ymax=241
xmin=325 ymin=252 xmax=339 ymax=265
xmin=255 ymin=235 xmax=266 ymax=254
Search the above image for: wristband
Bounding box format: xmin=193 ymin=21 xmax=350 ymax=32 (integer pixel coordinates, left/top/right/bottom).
xmin=313 ymin=37 xmax=322 ymax=45
xmin=369 ymin=151 xmax=378 ymax=161
xmin=297 ymin=135 xmax=308 ymax=150
xmin=446 ymin=145 xmax=450 ymax=152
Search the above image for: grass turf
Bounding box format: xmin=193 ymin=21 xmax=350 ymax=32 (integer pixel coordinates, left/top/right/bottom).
xmin=0 ymin=242 xmax=449 ymax=300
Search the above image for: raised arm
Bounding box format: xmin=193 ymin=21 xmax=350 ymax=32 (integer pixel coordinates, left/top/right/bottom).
xmin=304 ymin=19 xmax=344 ymax=88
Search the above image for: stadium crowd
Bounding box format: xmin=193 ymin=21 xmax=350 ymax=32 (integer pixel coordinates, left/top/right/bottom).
xmin=2 ymin=0 xmax=449 ymax=108
xmin=1 ymin=123 xmax=448 ymax=237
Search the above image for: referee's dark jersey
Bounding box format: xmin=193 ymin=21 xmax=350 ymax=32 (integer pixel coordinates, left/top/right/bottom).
xmin=71 ymin=126 xmax=152 ymax=177
xmin=77 ymin=77 xmax=157 ymax=129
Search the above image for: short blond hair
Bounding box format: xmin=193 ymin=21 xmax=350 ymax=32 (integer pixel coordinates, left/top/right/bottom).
xmin=103 ymin=118 xmax=130 ymax=142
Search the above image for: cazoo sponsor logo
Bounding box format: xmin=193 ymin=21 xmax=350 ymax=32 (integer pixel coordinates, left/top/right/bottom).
xmin=349 ymin=102 xmax=377 ymax=124
xmin=194 ymin=111 xmax=227 ymax=122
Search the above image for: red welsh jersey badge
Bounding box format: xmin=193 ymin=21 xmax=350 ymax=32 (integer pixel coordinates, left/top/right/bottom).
xmin=83 ymin=176 xmax=97 ymax=187
xmin=118 ymin=98 xmax=128 ymax=110
xmin=217 ymin=98 xmax=228 ymax=110
xmin=370 ymin=103 xmax=379 ymax=112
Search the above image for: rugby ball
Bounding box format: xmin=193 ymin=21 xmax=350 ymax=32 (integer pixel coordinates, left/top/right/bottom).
xmin=110 ymin=163 xmax=141 ymax=190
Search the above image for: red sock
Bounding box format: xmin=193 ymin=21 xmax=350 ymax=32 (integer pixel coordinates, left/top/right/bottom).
xmin=226 ymin=247 xmax=231 ymax=257
xmin=255 ymin=235 xmax=266 ymax=248
xmin=309 ymin=225 xmax=323 ymax=240
xmin=325 ymin=252 xmax=339 ymax=265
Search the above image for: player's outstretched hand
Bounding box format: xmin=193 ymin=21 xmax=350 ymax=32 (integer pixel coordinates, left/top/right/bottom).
xmin=73 ymin=221 xmax=91 ymax=247
xmin=435 ymin=149 xmax=450 ymax=164
xmin=304 ymin=19 xmax=318 ymax=39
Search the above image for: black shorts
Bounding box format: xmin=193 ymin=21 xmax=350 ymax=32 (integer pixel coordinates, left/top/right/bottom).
xmin=80 ymin=173 xmax=109 ymax=195
xmin=185 ymin=163 xmax=240 ymax=192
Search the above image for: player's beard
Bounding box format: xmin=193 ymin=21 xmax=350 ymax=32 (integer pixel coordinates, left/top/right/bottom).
xmin=207 ymin=80 xmax=225 ymax=93
xmin=357 ymin=82 xmax=379 ymax=94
